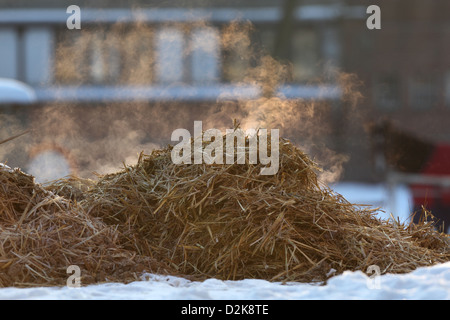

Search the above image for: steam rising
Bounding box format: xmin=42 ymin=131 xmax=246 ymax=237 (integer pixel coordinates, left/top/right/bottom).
xmin=1 ymin=15 xmax=364 ymax=184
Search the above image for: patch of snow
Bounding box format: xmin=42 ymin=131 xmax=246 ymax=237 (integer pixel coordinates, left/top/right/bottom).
xmin=0 ymin=162 xmax=12 ymax=172
xmin=330 ymin=182 xmax=413 ymax=223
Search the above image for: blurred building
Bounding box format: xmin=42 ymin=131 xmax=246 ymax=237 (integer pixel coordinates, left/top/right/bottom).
xmin=0 ymin=0 xmax=358 ymax=175
xmin=0 ymin=1 xmax=449 ymax=188
xmin=0 ymin=0 xmax=351 ymax=99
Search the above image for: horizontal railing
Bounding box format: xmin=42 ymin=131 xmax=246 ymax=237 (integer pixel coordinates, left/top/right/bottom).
xmin=0 ymin=6 xmax=366 ymax=25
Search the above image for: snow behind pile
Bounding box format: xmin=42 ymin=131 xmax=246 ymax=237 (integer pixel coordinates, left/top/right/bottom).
xmin=1 ymin=262 xmax=449 ymax=300
xmin=331 ymin=182 xmax=413 ymax=223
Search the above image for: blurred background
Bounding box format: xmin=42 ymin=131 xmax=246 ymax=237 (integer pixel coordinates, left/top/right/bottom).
xmin=0 ymin=0 xmax=449 ymax=232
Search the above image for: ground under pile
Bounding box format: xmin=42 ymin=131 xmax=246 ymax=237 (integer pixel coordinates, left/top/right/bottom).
xmin=78 ymin=136 xmax=449 ymax=283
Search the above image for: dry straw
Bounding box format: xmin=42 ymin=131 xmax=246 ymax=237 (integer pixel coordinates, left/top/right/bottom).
xmin=82 ymin=133 xmax=449 ymax=283
xmin=1 ymin=131 xmax=449 ymax=287
xmin=0 ymin=168 xmax=167 ymax=287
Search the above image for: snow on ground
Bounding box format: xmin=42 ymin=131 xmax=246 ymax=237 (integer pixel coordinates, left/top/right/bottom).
xmin=0 ymin=262 xmax=449 ymax=300
xmin=331 ymin=182 xmax=413 ymax=223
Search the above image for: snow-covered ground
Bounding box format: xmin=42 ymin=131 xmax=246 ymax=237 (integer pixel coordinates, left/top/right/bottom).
xmin=1 ymin=262 xmax=449 ymax=300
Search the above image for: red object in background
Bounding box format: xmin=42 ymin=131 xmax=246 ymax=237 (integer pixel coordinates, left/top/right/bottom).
xmin=422 ymin=145 xmax=450 ymax=175
xmin=411 ymin=144 xmax=450 ymax=209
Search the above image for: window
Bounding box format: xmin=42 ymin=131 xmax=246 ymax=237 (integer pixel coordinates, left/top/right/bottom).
xmin=88 ymin=30 xmax=121 ymax=84
xmin=221 ymin=23 xmax=252 ymax=83
xmin=408 ymin=74 xmax=439 ymax=110
xmin=117 ymin=24 xmax=154 ymax=85
xmin=54 ymin=25 xmax=155 ymax=85
xmin=24 ymin=27 xmax=54 ymax=85
xmin=55 ymin=24 xmax=225 ymax=86
xmin=374 ymin=75 xmax=400 ymax=111
xmin=54 ymin=29 xmax=89 ymax=84
xmin=291 ymin=28 xmax=320 ymax=82
xmin=0 ymin=28 xmax=19 ymax=79
xmin=155 ymin=25 xmax=222 ymax=85
xmin=190 ymin=27 xmax=220 ymax=84
xmin=54 ymin=28 xmax=122 ymax=85
xmin=155 ymin=27 xmax=186 ymax=84
xmin=258 ymin=28 xmax=276 ymax=56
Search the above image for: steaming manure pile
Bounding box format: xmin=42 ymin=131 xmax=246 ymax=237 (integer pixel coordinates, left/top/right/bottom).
xmin=1 ymin=137 xmax=449 ymax=287
xmin=80 ymin=138 xmax=450 ymax=282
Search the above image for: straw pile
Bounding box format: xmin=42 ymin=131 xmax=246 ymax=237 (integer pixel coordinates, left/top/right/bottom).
xmin=1 ymin=131 xmax=449 ymax=287
xmin=0 ymin=166 xmax=165 ymax=288
xmin=79 ymin=134 xmax=449 ymax=283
